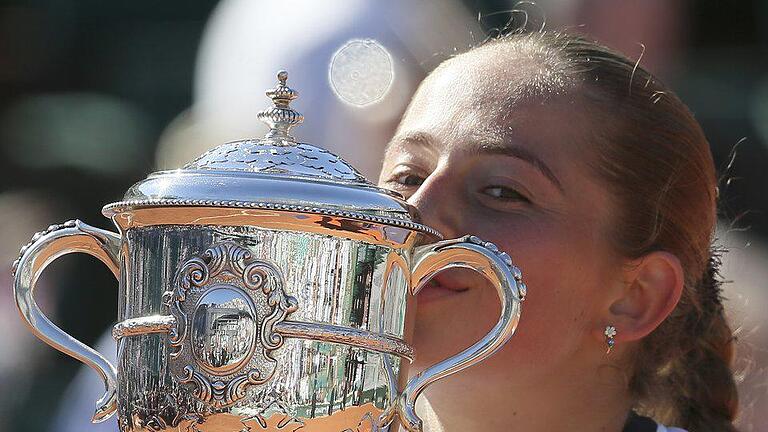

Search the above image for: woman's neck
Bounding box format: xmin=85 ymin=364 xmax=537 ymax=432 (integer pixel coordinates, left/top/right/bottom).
xmin=411 ymin=360 xmax=634 ymax=432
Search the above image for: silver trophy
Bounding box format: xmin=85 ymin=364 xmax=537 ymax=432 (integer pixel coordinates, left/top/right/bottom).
xmin=12 ymin=71 xmax=525 ymax=431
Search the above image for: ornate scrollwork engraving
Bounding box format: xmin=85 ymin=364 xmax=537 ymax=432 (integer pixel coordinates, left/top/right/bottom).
xmin=342 ymin=412 xmax=379 ymax=432
xmin=163 ymin=241 xmax=299 ymax=409
xmin=185 ymin=140 xmax=369 ymax=183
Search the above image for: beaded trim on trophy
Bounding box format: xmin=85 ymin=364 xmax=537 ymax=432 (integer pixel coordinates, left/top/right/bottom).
xmin=102 ymin=199 xmax=443 ymax=239
xmin=465 ymin=235 xmax=527 ymax=301
xmin=11 ymin=219 xmax=78 ymax=276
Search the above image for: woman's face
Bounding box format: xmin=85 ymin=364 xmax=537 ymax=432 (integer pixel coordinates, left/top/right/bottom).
xmin=378 ymin=56 xmax=627 ymax=385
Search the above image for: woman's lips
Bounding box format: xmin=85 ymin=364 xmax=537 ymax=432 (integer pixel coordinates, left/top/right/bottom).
xmin=417 ymin=276 xmax=469 ymax=303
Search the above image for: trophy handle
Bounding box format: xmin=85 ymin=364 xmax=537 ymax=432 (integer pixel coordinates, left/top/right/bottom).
xmin=12 ymin=220 xmax=121 ymax=423
xmin=391 ymin=235 xmax=525 ymax=432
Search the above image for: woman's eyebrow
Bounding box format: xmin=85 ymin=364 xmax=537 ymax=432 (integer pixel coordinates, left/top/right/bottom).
xmin=386 ymin=131 xmax=437 ymax=152
xmin=386 ymin=130 xmax=564 ymax=194
xmin=470 ymin=140 xmax=565 ymax=194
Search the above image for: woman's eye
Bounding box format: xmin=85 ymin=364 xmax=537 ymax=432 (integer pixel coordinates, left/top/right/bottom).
xmin=481 ymin=186 xmax=530 ymax=203
xmin=392 ymin=173 xmax=425 ymax=187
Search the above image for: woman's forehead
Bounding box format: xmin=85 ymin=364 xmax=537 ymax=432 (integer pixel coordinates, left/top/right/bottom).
xmin=395 ymin=58 xmax=597 ymax=176
xmin=398 ymin=64 xmax=505 ymax=136
xmin=397 ymin=95 xmax=589 ymax=154
xmin=403 ymin=49 xmax=580 ymax=128
xmin=413 ymin=55 xmax=511 ymax=109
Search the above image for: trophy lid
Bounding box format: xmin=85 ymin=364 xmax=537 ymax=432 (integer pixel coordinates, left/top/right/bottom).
xmin=103 ymin=71 xmax=440 ymax=239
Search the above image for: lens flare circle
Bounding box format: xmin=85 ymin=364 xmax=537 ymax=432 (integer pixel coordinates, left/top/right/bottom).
xmin=329 ymin=39 xmax=394 ymax=107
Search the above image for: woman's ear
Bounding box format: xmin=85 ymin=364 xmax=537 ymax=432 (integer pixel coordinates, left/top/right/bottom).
xmin=606 ymin=251 xmax=684 ymax=344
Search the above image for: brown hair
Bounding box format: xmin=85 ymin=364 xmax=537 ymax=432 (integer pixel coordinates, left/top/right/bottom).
xmin=479 ymin=32 xmax=739 ymax=431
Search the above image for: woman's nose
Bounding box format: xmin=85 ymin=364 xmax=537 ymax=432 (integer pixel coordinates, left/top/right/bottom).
xmin=407 ymin=172 xmax=462 ymax=239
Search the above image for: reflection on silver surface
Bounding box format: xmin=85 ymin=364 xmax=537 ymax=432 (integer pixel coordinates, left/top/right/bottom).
xmin=115 ymin=225 xmax=408 ymax=430
xmin=191 ymin=286 xmax=258 ymax=373
xmin=109 ymin=227 xmax=522 ymax=431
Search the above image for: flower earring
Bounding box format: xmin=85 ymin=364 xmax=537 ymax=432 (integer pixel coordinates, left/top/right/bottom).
xmin=604 ymin=325 xmax=617 ymax=354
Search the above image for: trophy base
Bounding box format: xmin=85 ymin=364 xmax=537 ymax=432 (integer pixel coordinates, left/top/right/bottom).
xmin=123 ymin=403 xmax=385 ymax=432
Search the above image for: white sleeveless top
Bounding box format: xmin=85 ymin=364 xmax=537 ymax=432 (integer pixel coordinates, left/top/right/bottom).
xmin=657 ymin=425 xmax=687 ymax=432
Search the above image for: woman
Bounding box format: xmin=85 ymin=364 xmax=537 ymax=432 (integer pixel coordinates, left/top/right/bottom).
xmin=378 ymin=32 xmax=738 ymax=432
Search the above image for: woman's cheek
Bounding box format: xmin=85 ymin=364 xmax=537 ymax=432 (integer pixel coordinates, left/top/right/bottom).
xmin=495 ymin=226 xmax=595 ymax=358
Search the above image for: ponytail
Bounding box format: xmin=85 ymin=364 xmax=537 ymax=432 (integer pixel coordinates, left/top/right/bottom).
xmin=634 ymin=249 xmax=739 ymax=431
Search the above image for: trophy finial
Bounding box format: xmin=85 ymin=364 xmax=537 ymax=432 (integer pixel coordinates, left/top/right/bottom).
xmin=277 ymin=69 xmax=288 ymax=84
xmin=257 ymin=70 xmax=303 ymax=141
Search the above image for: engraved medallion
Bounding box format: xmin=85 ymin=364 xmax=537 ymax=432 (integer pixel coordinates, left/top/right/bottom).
xmin=163 ymin=241 xmax=299 ymax=409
